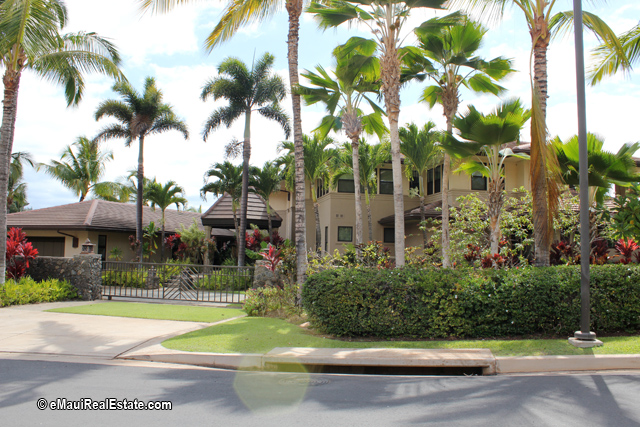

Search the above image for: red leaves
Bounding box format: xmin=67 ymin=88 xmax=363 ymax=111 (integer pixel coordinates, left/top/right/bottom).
xmin=6 ymin=227 xmax=38 ymax=280
xmin=259 ymin=244 xmax=282 ymax=272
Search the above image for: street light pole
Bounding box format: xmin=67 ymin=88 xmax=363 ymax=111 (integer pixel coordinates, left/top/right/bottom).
xmin=570 ymin=0 xmax=602 ymax=347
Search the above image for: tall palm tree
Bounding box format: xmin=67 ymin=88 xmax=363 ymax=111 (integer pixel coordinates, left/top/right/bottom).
xmin=442 ymin=99 xmax=530 ymax=254
xmin=139 ymin=0 xmax=309 ymax=284
xmin=146 ymin=180 xmax=187 ymax=261
xmin=590 ymin=23 xmax=639 ymax=84
xmin=94 ymin=77 xmax=189 ymax=261
xmin=0 ymin=0 xmax=123 ymax=282
xmin=399 ymin=122 xmax=442 ymax=248
xmin=279 ymin=134 xmax=334 ymax=252
xmin=201 ymin=53 xmax=290 ymax=267
xmin=249 ymin=161 xmax=284 ymax=244
xmin=411 ymin=13 xmax=514 ymax=266
xmin=38 ymin=136 xmax=114 ymax=202
xmin=308 ymin=0 xmax=447 ymax=266
xmin=201 ymin=161 xmax=244 ymax=244
xmin=451 ymin=0 xmax=626 ymax=266
xmin=298 ymin=46 xmax=387 ymax=251
xmin=8 ymin=151 xmax=34 ymax=213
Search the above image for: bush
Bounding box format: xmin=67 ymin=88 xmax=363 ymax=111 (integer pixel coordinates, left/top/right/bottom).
xmin=194 ymin=271 xmax=253 ymax=291
xmin=0 ymin=277 xmax=78 ymax=306
xmin=302 ymin=265 xmax=640 ymax=338
xmin=102 ymin=271 xmax=148 ymax=288
xmin=243 ymin=284 xmax=301 ymax=317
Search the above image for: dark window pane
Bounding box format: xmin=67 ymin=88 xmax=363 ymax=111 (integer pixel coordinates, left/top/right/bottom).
xmin=427 ymin=169 xmax=434 ymax=195
xmin=337 ymin=175 xmax=355 ymax=193
xmin=409 ymin=171 xmax=419 ymax=190
xmin=383 ymin=228 xmax=395 ymax=243
xmin=98 ymin=235 xmax=107 ymax=261
xmin=380 ymin=169 xmax=393 ymax=194
xmin=338 ymin=226 xmax=353 ymax=242
xmin=471 ymin=172 xmax=487 ymax=191
xmin=434 ymin=165 xmax=441 ymax=194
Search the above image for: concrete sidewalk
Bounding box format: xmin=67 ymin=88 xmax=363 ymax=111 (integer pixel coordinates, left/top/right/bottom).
xmin=2 ymin=301 xmax=640 ymax=375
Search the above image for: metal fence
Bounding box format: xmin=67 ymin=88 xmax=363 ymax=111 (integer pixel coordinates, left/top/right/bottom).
xmin=101 ymin=261 xmax=254 ymax=303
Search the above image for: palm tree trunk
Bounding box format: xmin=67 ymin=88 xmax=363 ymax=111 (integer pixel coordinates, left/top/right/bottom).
xmin=441 ymin=103 xmax=456 ymax=268
xmin=136 ymin=134 xmax=145 ymax=263
xmin=267 ymin=205 xmax=273 ymax=245
xmin=160 ymin=211 xmax=166 ymax=262
xmin=237 ymin=111 xmax=251 ymax=267
xmin=311 ymin=183 xmax=321 ymax=252
xmin=0 ymin=68 xmax=22 ymax=284
xmin=419 ymin=193 xmax=427 ymax=249
xmin=488 ymin=182 xmax=503 ymax=254
xmin=365 ymin=188 xmax=373 ymax=242
xmin=350 ymin=138 xmax=363 ymax=254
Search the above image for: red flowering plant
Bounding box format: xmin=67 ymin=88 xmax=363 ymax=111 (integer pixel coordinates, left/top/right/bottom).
xmin=6 ymin=227 xmax=38 ymax=280
xmin=259 ymin=244 xmax=282 ymax=272
xmin=245 ymin=229 xmax=264 ymax=252
xmin=615 ymin=237 xmax=638 ymax=264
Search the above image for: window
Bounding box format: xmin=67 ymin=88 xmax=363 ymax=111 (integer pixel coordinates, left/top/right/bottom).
xmin=338 ymin=226 xmax=353 ymax=242
xmin=379 ymin=169 xmax=393 ymax=194
xmin=383 ymin=228 xmax=395 ymax=243
xmin=324 ymin=226 xmax=328 ymax=252
xmin=471 ymin=171 xmax=487 ymax=191
xmin=409 ymin=171 xmax=420 ymax=191
xmin=316 ymin=178 xmax=328 ymax=198
xmin=98 ymin=235 xmax=107 ymax=261
xmin=426 ymin=165 xmax=442 ymax=195
xmin=337 ymin=174 xmax=355 ymax=193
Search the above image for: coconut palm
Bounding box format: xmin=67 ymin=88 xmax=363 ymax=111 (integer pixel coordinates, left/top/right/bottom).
xmin=590 ymin=23 xmax=639 ymax=84
xmin=308 ymin=0 xmax=447 ymax=266
xmin=94 ymin=77 xmax=189 ymax=261
xmin=7 ymin=152 xmax=34 ymax=213
xmin=201 ymin=161 xmax=244 ymax=244
xmin=249 ymin=161 xmax=284 ymax=244
xmin=201 ymin=53 xmax=290 ymax=267
xmin=279 ymin=135 xmax=334 ymax=252
xmin=139 ymin=0 xmax=309 ymax=284
xmin=38 ymin=136 xmax=115 ymax=202
xmin=399 ymin=122 xmax=442 ymax=248
xmin=146 ymin=180 xmax=187 ymax=261
xmin=0 ymin=0 xmax=123 ymax=282
xmin=450 ymin=0 xmax=626 ymax=266
xmin=412 ymin=13 xmax=514 ymax=266
xmin=298 ymin=46 xmax=387 ymax=251
xmin=442 ymin=99 xmax=530 ymax=254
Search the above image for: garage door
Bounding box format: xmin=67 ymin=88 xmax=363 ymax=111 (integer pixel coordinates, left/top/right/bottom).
xmin=27 ymin=237 xmax=65 ymax=257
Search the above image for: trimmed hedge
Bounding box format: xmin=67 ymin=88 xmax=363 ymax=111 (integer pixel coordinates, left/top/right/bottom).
xmin=302 ymin=265 xmax=640 ymax=338
xmin=0 ymin=277 xmax=78 ymax=307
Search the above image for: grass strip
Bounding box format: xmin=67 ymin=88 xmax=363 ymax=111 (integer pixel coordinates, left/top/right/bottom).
xmin=48 ymin=302 xmax=243 ymax=323
xmin=162 ymin=316 xmax=640 ymax=356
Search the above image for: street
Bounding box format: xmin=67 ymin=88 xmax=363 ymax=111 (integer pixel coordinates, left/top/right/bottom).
xmin=1 ymin=357 xmax=639 ymax=426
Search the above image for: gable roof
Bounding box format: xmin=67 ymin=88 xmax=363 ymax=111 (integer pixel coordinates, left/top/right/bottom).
xmin=7 ymin=200 xmax=203 ymax=233
xmin=201 ymin=192 xmax=282 ymax=229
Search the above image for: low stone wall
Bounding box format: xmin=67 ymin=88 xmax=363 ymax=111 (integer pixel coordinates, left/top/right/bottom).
xmin=27 ymin=254 xmax=102 ymax=301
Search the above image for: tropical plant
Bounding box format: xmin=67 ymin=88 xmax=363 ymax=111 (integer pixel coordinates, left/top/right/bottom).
xmin=451 ymin=0 xmax=626 ymax=266
xmin=614 ymin=238 xmax=638 ymax=265
xmin=250 ymin=161 xmax=284 ymax=245
xmin=610 ymin=188 xmax=640 ymax=243
xmin=0 ymin=0 xmax=123 ymax=282
xmin=298 ymin=46 xmax=387 ymax=250
xmin=443 ymin=99 xmax=530 ymax=254
xmin=201 ymin=52 xmax=289 ymax=267
xmin=146 ymin=180 xmax=187 ymax=261
xmin=590 ymin=22 xmax=639 ymax=84
xmin=201 ymin=161 xmax=243 ymax=241
xmin=308 ymin=0 xmax=447 ymax=266
xmin=399 ymin=122 xmax=442 ymax=248
xmin=6 ymin=227 xmax=38 ymax=280
xmin=38 ymin=136 xmax=115 ymax=202
xmin=94 ymin=77 xmax=188 ymax=261
xmin=278 ymin=134 xmax=334 ymax=252
xmin=8 ymin=152 xmax=34 ymax=213
xmin=142 ymin=221 xmax=159 ymax=262
xmin=411 ymin=12 xmax=514 ymax=267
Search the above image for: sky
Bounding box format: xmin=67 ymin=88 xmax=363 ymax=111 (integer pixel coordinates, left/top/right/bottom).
xmin=11 ymin=0 xmax=640 ymax=212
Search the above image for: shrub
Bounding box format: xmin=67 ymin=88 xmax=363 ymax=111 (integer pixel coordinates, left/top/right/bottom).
xmin=0 ymin=277 xmax=78 ymax=306
xmin=194 ymin=271 xmax=253 ymax=291
xmin=101 ymin=270 xmax=148 ymax=288
xmin=302 ymin=265 xmax=640 ymax=339
xmin=6 ymin=228 xmax=38 ymax=280
xmin=243 ymin=284 xmax=301 ymax=317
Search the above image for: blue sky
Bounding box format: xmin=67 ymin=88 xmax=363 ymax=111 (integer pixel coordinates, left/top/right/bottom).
xmin=12 ymin=0 xmax=640 ymax=211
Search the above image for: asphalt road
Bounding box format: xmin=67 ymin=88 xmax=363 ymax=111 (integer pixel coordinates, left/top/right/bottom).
xmin=1 ymin=357 xmax=639 ymax=427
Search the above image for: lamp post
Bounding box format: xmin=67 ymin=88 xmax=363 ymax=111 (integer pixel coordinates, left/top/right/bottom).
xmin=569 ymin=0 xmax=602 ymax=348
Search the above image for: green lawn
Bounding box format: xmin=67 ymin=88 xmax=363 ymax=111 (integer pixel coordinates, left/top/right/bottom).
xmin=48 ymin=302 xmax=244 ymax=323
xmin=162 ymin=316 xmax=640 ymax=357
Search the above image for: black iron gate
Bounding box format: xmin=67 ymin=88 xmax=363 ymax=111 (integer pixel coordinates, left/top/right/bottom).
xmin=101 ymin=261 xmax=253 ymax=303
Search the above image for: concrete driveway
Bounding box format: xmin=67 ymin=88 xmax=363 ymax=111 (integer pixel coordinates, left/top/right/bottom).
xmin=0 ymin=301 xmax=211 ymax=359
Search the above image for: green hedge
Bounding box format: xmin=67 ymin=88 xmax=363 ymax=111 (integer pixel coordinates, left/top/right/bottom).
xmin=302 ymin=265 xmax=640 ymax=338
xmin=102 ymin=271 xmax=148 ymax=288
xmin=0 ymin=277 xmax=78 ymax=307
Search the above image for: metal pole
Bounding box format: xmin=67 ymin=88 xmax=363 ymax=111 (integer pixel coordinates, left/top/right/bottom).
xmin=572 ymin=0 xmax=597 ymax=342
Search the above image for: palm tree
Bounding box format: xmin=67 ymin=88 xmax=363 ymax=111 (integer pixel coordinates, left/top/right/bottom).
xmin=201 ymin=53 xmax=290 ymax=267
xmin=146 ymin=180 xmax=187 ymax=261
xmin=308 ymin=0 xmax=447 ymax=266
xmin=399 ymin=122 xmax=442 ymax=248
xmin=0 ymin=0 xmax=123 ymax=282
xmin=442 ymin=99 xmax=530 ymax=254
xmin=201 ymin=161 xmax=244 ymax=244
xmin=411 ymin=13 xmax=514 ymax=266
xmin=298 ymin=47 xmax=387 ymax=251
xmin=139 ymin=0 xmax=309 ymax=284
xmin=94 ymin=77 xmax=189 ymax=261
xmin=590 ymin=23 xmax=639 ymax=84
xmin=249 ymin=161 xmax=284 ymax=244
xmin=451 ymin=0 xmax=626 ymax=266
xmin=38 ymin=137 xmax=114 ymax=202
xmin=8 ymin=152 xmax=34 ymax=213
xmin=279 ymin=135 xmax=334 ymax=252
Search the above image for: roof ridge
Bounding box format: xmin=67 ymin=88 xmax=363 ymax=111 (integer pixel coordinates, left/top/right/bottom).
xmin=84 ymin=199 xmax=99 ymax=226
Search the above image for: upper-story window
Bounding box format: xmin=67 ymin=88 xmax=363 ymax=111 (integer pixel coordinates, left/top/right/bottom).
xmin=426 ymin=165 xmax=442 ymax=195
xmin=379 ymin=169 xmax=393 ymax=194
xmin=471 ymin=171 xmax=487 ymax=191
xmin=316 ymin=178 xmax=329 ymax=198
xmin=337 ymin=174 xmax=355 ymax=193
xmin=409 ymin=171 xmax=420 ymax=191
